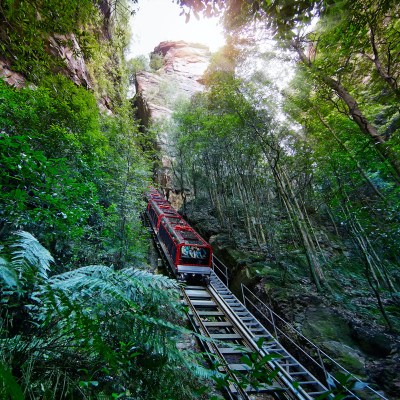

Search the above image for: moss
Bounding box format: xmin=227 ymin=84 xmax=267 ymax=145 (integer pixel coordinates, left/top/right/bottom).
xmin=302 ymin=307 xmax=354 ymax=346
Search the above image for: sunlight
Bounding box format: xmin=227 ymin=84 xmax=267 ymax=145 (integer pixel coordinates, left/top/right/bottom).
xmin=128 ymin=0 xmax=225 ymax=58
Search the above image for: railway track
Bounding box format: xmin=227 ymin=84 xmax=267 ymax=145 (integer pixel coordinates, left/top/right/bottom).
xmin=146 ymin=213 xmax=329 ymax=399
xmin=144 ymin=208 xmax=385 ymax=400
xmin=182 ymin=270 xmax=330 ymax=400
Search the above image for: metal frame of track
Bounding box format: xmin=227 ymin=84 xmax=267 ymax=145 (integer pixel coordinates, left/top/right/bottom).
xmin=144 ymin=212 xmax=333 ymax=399
xmin=208 ymin=271 xmax=330 ymax=400
xmin=182 ymin=284 xmax=286 ymax=399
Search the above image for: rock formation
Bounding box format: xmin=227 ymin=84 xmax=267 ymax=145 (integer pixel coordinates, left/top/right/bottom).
xmin=135 ymin=41 xmax=211 ymax=192
xmin=136 ymin=41 xmax=209 ymax=120
xmin=47 ymin=33 xmax=92 ymax=89
xmin=0 ymin=58 xmax=26 ymax=88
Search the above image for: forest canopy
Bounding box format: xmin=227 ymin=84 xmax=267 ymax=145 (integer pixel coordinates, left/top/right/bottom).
xmin=171 ymin=0 xmax=400 ymax=329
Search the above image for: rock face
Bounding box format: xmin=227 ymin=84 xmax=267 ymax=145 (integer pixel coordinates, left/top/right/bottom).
xmin=153 ymin=40 xmax=209 ymax=91
xmin=135 ymin=41 xmax=211 ymax=192
xmin=0 ymin=58 xmax=26 ymax=88
xmin=47 ymin=33 xmax=92 ymax=89
xmin=136 ymin=40 xmax=209 ymax=121
xmin=1 ymin=34 xmax=92 ymax=90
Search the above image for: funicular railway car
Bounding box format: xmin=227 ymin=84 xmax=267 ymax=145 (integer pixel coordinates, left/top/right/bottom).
xmin=146 ymin=188 xmax=212 ymax=283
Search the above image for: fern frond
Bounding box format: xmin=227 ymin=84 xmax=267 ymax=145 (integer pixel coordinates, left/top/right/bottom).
xmin=121 ymin=268 xmax=179 ymax=291
xmin=0 ymin=257 xmax=18 ymax=288
xmin=48 ymin=265 xmax=182 ymax=315
xmin=10 ymin=231 xmax=53 ymax=283
xmin=48 ymin=265 xmax=136 ymax=310
xmin=0 ymin=362 xmax=24 ymax=400
xmin=119 ymin=268 xmax=183 ymax=310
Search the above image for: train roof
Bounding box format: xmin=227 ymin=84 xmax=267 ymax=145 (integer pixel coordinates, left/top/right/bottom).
xmin=147 ymin=188 xmax=209 ymax=248
xmin=161 ymin=215 xmax=209 ymax=247
xmin=149 ymin=198 xmax=180 ymax=217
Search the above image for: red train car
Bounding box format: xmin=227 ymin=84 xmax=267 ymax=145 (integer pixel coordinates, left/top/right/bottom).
xmin=146 ymin=188 xmax=212 ymax=283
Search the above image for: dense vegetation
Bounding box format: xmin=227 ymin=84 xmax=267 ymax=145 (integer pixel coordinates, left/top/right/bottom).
xmin=1 ymin=0 xmax=399 ymax=398
xmin=169 ymin=0 xmax=400 ymax=395
xmin=0 ymin=1 xmax=213 ymax=398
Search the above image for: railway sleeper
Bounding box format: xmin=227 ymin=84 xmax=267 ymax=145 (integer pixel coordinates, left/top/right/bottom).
xmin=230 ymin=383 xmax=287 ymax=394
xmin=203 ymin=321 xmax=233 ymax=327
xmin=210 ymin=333 xmax=242 ymax=340
xmin=197 ymin=311 xmax=224 ymax=316
xmin=218 ymin=347 xmax=251 ymax=354
xmin=228 ymin=363 xmax=251 ymax=371
xmin=190 ymin=300 xmax=216 ymax=307
xmin=185 ymin=290 xmax=211 ymax=298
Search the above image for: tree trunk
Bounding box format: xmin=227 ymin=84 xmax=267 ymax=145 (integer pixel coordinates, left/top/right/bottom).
xmin=293 ymin=40 xmax=400 ymax=182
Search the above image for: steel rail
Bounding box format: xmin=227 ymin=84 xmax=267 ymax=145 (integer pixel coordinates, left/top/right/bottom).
xmin=209 ymin=271 xmax=330 ymax=400
xmin=181 ymin=286 xmax=250 ymax=400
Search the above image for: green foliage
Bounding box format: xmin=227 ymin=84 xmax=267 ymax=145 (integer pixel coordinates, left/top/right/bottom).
xmin=0 ymin=65 xmax=151 ymax=267
xmin=0 ymin=0 xmax=97 ymax=81
xmin=150 ymin=52 xmax=164 ymax=71
xmin=0 ymin=231 xmax=211 ymax=399
xmin=128 ymin=55 xmax=150 ymax=75
xmin=0 ymin=0 xmax=218 ymax=397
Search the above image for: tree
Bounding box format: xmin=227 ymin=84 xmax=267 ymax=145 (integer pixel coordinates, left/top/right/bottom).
xmin=172 ymin=61 xmax=329 ymax=290
xmin=180 ymin=0 xmax=400 ymax=180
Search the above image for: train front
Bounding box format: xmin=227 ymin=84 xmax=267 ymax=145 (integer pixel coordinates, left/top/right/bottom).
xmin=176 ymin=238 xmax=212 ymax=283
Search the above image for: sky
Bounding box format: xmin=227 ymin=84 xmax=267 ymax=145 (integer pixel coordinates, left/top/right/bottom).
xmin=128 ymin=0 xmax=225 ymax=59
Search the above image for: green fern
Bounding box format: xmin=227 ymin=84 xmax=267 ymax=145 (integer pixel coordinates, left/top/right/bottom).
xmin=0 ymin=362 xmax=24 ymax=400
xmin=0 ymin=256 xmax=18 ymax=289
xmin=10 ymin=231 xmax=54 ymax=284
xmin=1 ymin=232 xmax=216 ymax=399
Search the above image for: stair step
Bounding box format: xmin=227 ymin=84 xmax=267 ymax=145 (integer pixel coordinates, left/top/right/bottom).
xmin=211 ymin=333 xmax=242 ymax=340
xmin=287 ymin=371 xmax=308 ymax=376
xmin=203 ymin=321 xmax=232 ymax=327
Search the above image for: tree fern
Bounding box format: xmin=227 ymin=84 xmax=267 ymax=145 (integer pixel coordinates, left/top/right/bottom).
xmin=10 ymin=231 xmax=53 ymax=284
xmin=1 ymin=232 xmax=216 ymax=399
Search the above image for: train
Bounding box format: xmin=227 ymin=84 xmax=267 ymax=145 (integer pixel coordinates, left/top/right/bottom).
xmin=146 ymin=187 xmax=212 ymax=283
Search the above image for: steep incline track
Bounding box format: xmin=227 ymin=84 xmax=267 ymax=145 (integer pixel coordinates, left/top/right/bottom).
xmin=183 ymin=270 xmax=330 ymax=400
xmin=145 ymin=210 xmax=385 ymax=400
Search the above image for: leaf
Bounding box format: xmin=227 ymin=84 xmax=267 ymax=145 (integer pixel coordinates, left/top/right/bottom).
xmin=11 ymin=231 xmax=54 ymax=282
xmin=0 ymin=257 xmax=18 ymax=288
xmin=0 ymin=363 xmax=24 ymax=400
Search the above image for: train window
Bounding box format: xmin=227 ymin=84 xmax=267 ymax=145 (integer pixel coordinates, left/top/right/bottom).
xmin=180 ymin=246 xmax=210 ymax=265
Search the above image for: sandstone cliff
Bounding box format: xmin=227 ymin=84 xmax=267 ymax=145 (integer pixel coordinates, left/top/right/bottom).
xmin=135 ymin=41 xmax=211 ymax=191
xmin=135 ymin=41 xmax=210 ymax=122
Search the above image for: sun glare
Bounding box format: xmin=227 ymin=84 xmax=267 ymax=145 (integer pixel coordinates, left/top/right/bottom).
xmin=128 ymin=0 xmax=225 ymax=59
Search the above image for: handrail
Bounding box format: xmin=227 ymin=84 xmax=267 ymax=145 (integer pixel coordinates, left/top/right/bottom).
xmin=241 ymin=284 xmax=387 ymax=400
xmin=212 ymin=254 xmax=229 ymax=286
